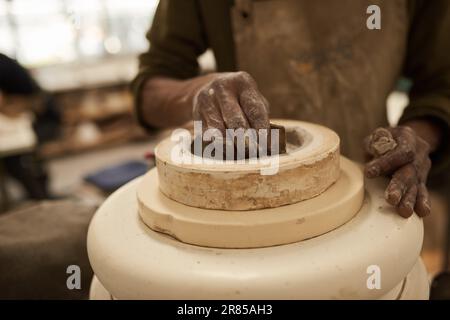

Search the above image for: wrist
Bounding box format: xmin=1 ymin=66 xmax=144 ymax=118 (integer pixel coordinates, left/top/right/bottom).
xmin=184 ymin=73 xmax=221 ymax=106
xmin=402 ymin=117 xmax=443 ymax=153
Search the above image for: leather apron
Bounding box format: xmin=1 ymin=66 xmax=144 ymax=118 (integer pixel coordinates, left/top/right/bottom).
xmin=231 ymin=0 xmax=409 ymax=161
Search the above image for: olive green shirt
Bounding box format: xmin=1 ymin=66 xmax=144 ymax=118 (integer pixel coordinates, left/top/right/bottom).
xmin=132 ymin=0 xmax=450 ymax=174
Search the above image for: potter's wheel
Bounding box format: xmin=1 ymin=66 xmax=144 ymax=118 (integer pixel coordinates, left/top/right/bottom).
xmin=87 ymin=120 xmax=429 ymax=299
xmin=138 ymin=157 xmax=363 ymax=248
xmin=156 ymin=120 xmax=340 ymax=210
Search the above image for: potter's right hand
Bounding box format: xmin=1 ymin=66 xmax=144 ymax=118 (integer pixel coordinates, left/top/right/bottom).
xmin=193 ymin=72 xmax=270 ymax=134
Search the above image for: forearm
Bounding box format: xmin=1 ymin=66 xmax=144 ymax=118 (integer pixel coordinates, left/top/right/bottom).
xmin=139 ymin=74 xmax=219 ymax=128
xmin=402 ymin=117 xmax=444 ymax=153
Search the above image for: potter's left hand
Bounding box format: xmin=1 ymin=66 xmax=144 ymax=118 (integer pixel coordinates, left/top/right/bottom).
xmin=364 ymin=125 xmax=433 ymax=218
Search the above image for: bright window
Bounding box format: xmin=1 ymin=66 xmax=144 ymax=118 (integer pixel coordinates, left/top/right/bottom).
xmin=0 ymin=0 xmax=158 ymax=67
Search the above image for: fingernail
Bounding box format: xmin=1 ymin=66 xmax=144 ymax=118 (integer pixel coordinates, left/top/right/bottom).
xmin=398 ymin=206 xmax=413 ymax=219
xmin=416 ymin=201 xmax=431 ymax=217
xmin=386 ymin=189 xmax=401 ymax=205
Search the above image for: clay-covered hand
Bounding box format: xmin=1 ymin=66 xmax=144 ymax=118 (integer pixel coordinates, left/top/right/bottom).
xmin=193 ymin=72 xmax=270 ymax=133
xmin=364 ymin=126 xmax=431 ymax=218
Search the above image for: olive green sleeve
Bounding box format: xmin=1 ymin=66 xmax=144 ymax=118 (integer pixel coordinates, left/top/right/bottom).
xmin=131 ymin=0 xmax=208 ymax=130
xmin=400 ymin=0 xmax=450 ymax=175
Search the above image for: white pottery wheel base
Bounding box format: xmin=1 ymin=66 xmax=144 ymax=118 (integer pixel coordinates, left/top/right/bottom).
xmin=87 ymin=174 xmax=428 ymax=300
xmin=89 ymin=258 xmax=429 ymax=300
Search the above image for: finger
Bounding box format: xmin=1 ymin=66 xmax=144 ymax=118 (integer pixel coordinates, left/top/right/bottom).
xmin=415 ymin=183 xmax=431 ymax=217
xmin=239 ymin=88 xmax=271 ymax=156
xmin=212 ymin=85 xmax=249 ymax=130
xmin=418 ymin=157 xmax=431 ymax=183
xmin=210 ymin=83 xmax=258 ymax=159
xmin=397 ymin=184 xmax=418 ymax=218
xmin=194 ymin=90 xmax=226 ymax=134
xmin=365 ymin=146 xmax=415 ymax=178
xmin=239 ymin=88 xmax=270 ymax=130
xmin=192 ymin=91 xmax=226 ymax=158
xmin=385 ymin=178 xmax=407 ymax=206
xmin=261 ymin=95 xmax=271 ymax=114
xmin=384 ymin=164 xmax=417 ymax=206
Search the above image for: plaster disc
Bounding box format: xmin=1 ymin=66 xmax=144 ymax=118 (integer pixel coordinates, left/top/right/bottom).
xmin=137 ymin=157 xmax=364 ymax=248
xmin=87 ymin=174 xmax=425 ymax=299
xmin=155 ymin=120 xmax=340 ymax=210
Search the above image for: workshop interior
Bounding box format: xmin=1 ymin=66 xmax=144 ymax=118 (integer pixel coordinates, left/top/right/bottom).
xmin=0 ymin=0 xmax=449 ymax=301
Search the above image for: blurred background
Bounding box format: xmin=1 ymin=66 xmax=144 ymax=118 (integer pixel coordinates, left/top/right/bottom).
xmin=0 ymin=0 xmax=162 ymax=208
xmin=0 ymin=0 xmax=155 ymax=68
xmin=0 ymin=0 xmax=447 ymax=299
